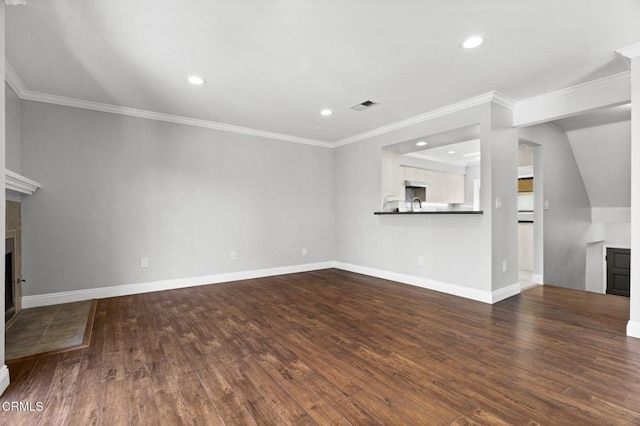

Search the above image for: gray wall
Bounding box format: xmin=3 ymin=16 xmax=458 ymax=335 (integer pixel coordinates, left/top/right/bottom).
xmin=520 ymin=123 xmax=592 ymax=290
xmin=5 ymin=83 xmax=19 ymax=172
xmin=334 ymin=105 xmax=494 ymax=293
xmin=567 ymin=120 xmax=630 ymax=208
xmin=20 ymin=100 xmax=335 ymax=296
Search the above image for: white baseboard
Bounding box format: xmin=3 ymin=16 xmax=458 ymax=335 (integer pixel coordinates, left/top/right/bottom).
xmin=22 ymin=261 xmax=334 ymax=308
xmin=21 ymin=260 xmax=523 ymax=308
xmin=627 ymin=321 xmax=640 ymax=339
xmin=333 ymin=262 xmax=519 ymax=304
xmin=532 ymin=274 xmax=543 ymax=284
xmin=492 ymin=282 xmax=521 ymax=303
xmin=0 ymin=365 xmax=10 ymax=396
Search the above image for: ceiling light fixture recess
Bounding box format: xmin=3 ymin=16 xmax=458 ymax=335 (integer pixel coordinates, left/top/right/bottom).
xmin=320 ymin=109 xmax=333 ymax=116
xmin=188 ymin=75 xmax=206 ymax=85
xmin=462 ymin=35 xmax=484 ymax=49
xmin=416 ymin=141 xmax=428 ymax=147
xmin=448 ymin=150 xmax=456 ymax=154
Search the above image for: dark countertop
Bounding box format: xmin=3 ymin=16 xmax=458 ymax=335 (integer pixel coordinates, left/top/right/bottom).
xmin=374 ymin=210 xmax=484 ymax=215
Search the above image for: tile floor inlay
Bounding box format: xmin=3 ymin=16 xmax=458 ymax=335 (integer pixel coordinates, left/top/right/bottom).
xmin=5 ymin=300 xmax=95 ymax=360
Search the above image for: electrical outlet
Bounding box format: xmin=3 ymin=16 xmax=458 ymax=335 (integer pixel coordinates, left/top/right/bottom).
xmin=495 ymin=197 xmax=503 ymax=210
xmin=140 ymin=257 xmax=149 ymax=268
xmin=418 ymin=256 xmax=424 ymax=266
xmin=502 ymin=260 xmax=508 ymax=272
xmin=302 ymin=248 xmax=308 ymax=256
xmin=544 ymin=200 xmax=550 ymax=210
xmin=230 ymin=251 xmax=237 ymax=261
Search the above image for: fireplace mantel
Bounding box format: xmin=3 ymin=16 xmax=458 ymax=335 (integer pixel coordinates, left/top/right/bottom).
xmin=6 ymin=169 xmax=41 ymax=195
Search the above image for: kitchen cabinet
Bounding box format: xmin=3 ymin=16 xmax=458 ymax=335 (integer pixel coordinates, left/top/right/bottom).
xmin=398 ymin=166 xmax=466 ymax=204
xmin=403 ymin=167 xmax=426 ymax=182
xmin=382 ymin=148 xmax=403 ymax=199
xmin=447 ymin=174 xmax=465 ymax=203
xmin=425 ymin=170 xmax=448 ymax=203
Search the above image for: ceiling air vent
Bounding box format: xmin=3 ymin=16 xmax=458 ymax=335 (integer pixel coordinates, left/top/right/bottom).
xmin=350 ymin=100 xmax=379 ymax=112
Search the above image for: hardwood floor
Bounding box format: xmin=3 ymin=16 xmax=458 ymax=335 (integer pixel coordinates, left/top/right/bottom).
xmin=2 ymin=269 xmax=640 ymax=425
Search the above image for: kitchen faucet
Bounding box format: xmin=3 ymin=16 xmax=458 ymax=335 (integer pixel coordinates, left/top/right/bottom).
xmin=411 ymin=197 xmax=422 ymax=212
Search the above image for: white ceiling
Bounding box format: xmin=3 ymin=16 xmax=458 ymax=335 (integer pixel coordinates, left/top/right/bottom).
xmin=5 ymin=1 xmax=640 ymax=143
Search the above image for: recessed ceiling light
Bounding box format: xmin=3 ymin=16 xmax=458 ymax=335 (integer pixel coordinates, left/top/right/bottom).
xmin=416 ymin=141 xmax=428 ymax=147
xmin=315 ymin=126 xmax=323 ymax=131
xmin=320 ymin=109 xmax=333 ymax=116
xmin=448 ymin=150 xmax=456 ymax=154
xmin=187 ymin=75 xmax=206 ymax=85
xmin=462 ymin=36 xmax=484 ymax=49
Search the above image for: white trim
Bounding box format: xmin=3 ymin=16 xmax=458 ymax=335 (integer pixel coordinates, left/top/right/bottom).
xmin=532 ymin=274 xmax=543 ymax=284
xmin=334 ymin=91 xmax=515 ymax=147
xmin=627 ymin=321 xmax=640 ymax=339
xmin=333 ymin=261 xmax=517 ymax=304
xmin=5 ymin=169 xmax=41 ymax=195
xmin=4 ymin=60 xmax=332 ymax=149
xmin=617 ymin=42 xmax=640 ymax=59
xmin=23 ymin=91 xmax=333 ymax=148
xmin=0 ymin=365 xmax=9 ymax=397
xmin=513 ymin=72 xmax=631 ymax=127
xmin=4 ymin=59 xmax=27 ymax=97
xmin=492 ymin=282 xmax=521 ymax=303
xmin=22 ymin=261 xmax=333 ymax=308
xmin=6 ymin=58 xmax=517 ymax=150
xmin=5 ymin=0 xmax=26 ymax=6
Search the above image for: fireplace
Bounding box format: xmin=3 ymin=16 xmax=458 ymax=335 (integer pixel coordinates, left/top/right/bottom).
xmin=5 ymin=237 xmax=15 ymax=322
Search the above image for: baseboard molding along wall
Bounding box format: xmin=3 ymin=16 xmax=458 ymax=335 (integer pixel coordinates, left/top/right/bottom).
xmin=333 ymin=262 xmax=520 ymax=304
xmin=22 ymin=260 xmax=523 ymax=308
xmin=627 ymin=321 xmax=640 ymax=339
xmin=21 ymin=262 xmax=334 ymax=308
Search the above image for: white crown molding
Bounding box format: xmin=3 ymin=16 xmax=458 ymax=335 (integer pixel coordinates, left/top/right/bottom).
xmin=515 ymin=72 xmax=630 ymax=109
xmin=616 ymin=42 xmax=640 ymax=59
xmin=22 ymin=91 xmax=334 ymax=148
xmin=4 ymin=59 xmax=28 ymax=97
xmin=334 ymin=91 xmax=515 ymax=148
xmin=4 ymin=60 xmax=333 ymax=149
xmin=513 ymin=71 xmax=631 ymax=127
xmin=5 ymin=169 xmax=41 ymax=195
xmin=5 ymin=55 xmax=628 ymax=148
xmin=491 ymin=91 xmax=518 ymax=110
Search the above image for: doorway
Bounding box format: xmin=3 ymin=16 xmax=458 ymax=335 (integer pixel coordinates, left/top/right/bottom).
xmin=517 ymin=142 xmax=542 ymax=289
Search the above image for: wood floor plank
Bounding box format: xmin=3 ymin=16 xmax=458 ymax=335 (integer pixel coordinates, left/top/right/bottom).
xmin=3 ymin=269 xmax=640 ymax=424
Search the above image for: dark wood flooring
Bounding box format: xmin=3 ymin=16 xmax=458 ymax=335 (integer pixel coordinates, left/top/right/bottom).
xmin=2 ymin=269 xmax=640 ymax=425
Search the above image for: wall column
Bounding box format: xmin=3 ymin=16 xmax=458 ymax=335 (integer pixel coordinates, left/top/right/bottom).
xmin=618 ymin=44 xmax=640 ymax=338
xmin=0 ymin=1 xmax=10 ymax=395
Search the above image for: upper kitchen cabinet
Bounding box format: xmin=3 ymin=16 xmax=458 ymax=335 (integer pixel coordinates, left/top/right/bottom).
xmin=447 ymin=173 xmax=465 ymax=204
xmin=403 ymin=166 xmax=426 ymax=183
xmin=381 ymin=146 xmax=404 ymax=200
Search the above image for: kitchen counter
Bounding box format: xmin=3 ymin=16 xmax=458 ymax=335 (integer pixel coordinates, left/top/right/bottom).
xmin=374 ymin=210 xmax=483 ymax=215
